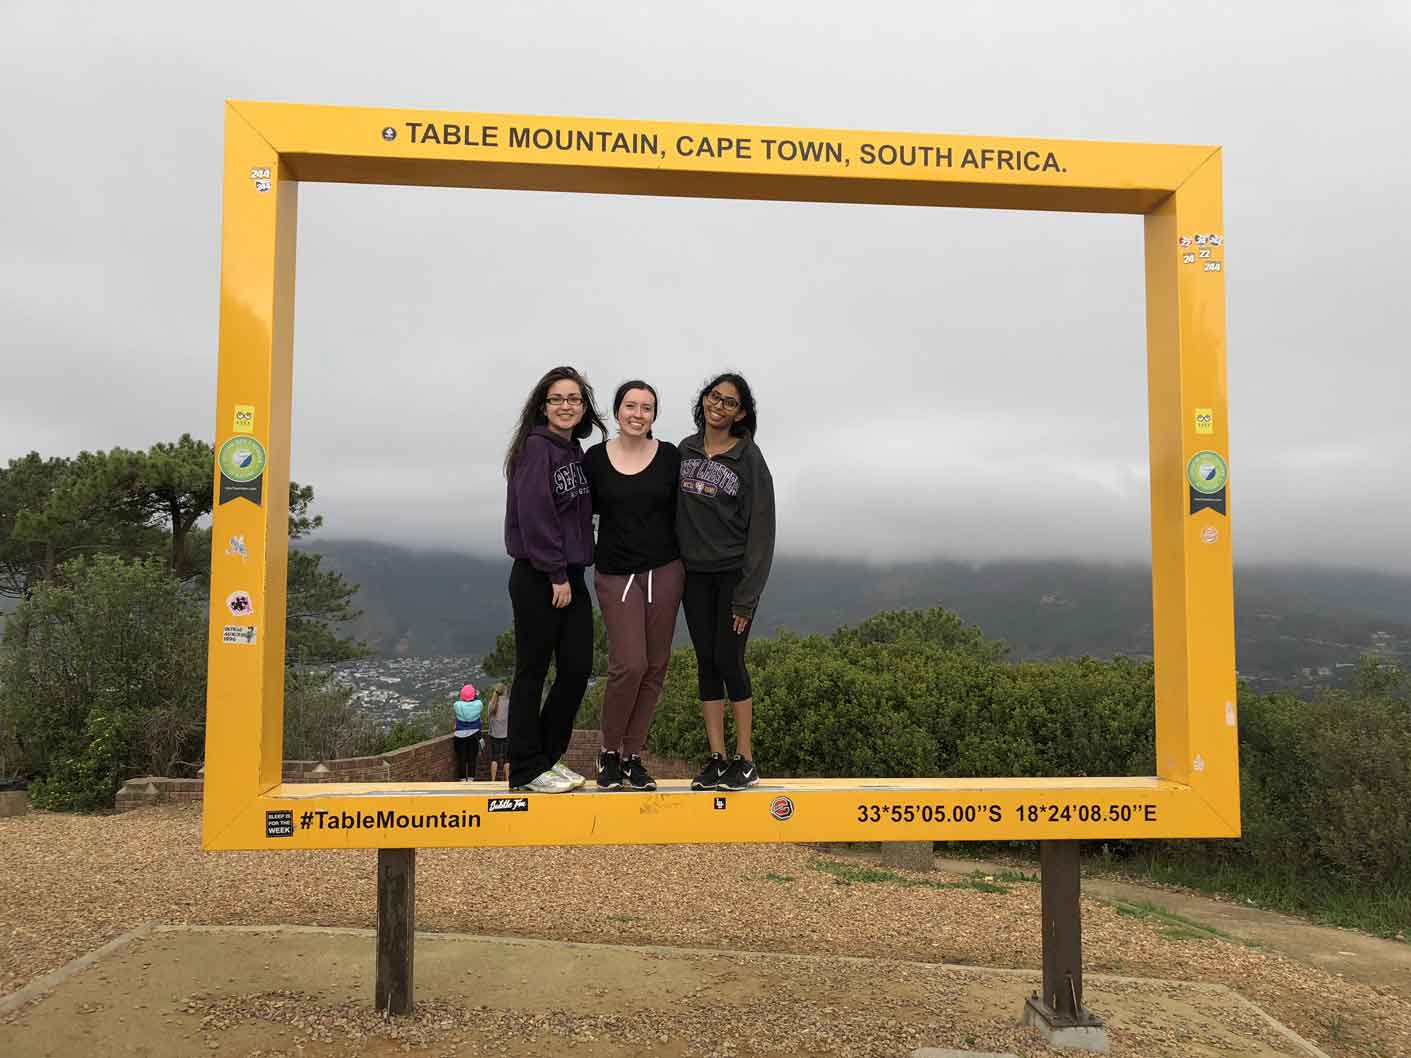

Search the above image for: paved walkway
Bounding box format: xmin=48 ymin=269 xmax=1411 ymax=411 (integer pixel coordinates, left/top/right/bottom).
xmin=934 ymin=856 xmax=1411 ymax=998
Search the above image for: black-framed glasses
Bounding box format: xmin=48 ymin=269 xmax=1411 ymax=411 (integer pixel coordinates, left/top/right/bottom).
xmin=705 ymin=390 xmax=741 ymax=411
xmin=545 ymin=394 xmax=584 ymax=407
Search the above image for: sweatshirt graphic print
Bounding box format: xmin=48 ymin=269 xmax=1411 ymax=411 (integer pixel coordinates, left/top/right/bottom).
xmin=553 ymin=462 xmax=589 ymax=501
xmin=679 ymin=457 xmax=740 ymax=498
xmin=504 ymin=426 xmax=594 ymax=582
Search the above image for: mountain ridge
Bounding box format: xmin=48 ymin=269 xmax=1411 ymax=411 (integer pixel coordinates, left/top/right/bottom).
xmin=304 ymin=538 xmax=1411 ymax=691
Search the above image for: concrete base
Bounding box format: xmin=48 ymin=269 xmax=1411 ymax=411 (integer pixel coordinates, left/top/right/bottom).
xmin=880 ymin=840 xmax=933 ymax=871
xmin=0 ymin=790 xmax=29 ymax=817
xmin=1022 ymin=995 xmax=1109 ymax=1053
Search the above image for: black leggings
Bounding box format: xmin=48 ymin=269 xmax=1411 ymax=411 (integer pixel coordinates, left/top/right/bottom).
xmin=682 ymin=568 xmax=753 ymax=701
xmin=507 ymin=560 xmax=592 ymax=787
xmin=453 ymin=734 xmax=481 ymax=780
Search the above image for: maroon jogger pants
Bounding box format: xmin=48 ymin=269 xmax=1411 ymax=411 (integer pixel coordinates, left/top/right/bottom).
xmin=594 ymin=558 xmax=685 ymax=757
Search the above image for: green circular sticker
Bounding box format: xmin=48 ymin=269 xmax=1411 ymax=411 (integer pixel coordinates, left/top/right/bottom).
xmin=218 ymin=437 xmax=267 ymax=482
xmin=1187 ymin=450 xmax=1228 ymax=494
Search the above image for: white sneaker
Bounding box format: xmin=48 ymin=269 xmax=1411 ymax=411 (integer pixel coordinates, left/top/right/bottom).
xmin=551 ymin=762 xmax=586 ymax=789
xmin=519 ymin=769 xmax=573 ymax=793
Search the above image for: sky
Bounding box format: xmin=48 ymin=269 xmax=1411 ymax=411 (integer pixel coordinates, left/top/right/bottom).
xmin=2 ymin=1 xmax=1409 ymax=571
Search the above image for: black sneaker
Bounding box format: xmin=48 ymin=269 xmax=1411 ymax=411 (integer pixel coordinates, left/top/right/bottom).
xmin=622 ymin=754 xmax=657 ymax=791
xmin=690 ymin=753 xmax=727 ymax=790
xmin=596 ymin=750 xmax=623 ymax=790
xmin=717 ymin=755 xmax=759 ymax=790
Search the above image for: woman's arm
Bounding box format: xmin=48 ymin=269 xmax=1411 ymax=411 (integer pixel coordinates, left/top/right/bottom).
xmin=731 ymin=447 xmax=776 ymax=623
xmin=513 ymin=439 xmax=568 ymax=583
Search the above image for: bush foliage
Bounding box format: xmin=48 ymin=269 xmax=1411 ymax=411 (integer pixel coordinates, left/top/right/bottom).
xmin=0 ymin=556 xmax=207 ymax=809
xmin=0 ymin=439 xmax=376 ymax=807
xmin=626 ymin=607 xmax=1407 ymax=893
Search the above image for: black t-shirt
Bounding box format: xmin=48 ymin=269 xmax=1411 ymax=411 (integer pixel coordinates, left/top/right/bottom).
xmin=584 ymin=440 xmax=682 ymax=575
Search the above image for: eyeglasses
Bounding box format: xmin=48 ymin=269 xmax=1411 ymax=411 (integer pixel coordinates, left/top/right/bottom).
xmin=545 ymin=394 xmax=584 ymax=407
xmin=705 ymin=390 xmax=741 ymax=411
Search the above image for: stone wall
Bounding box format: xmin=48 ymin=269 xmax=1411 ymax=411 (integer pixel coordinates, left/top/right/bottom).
xmin=115 ymin=777 xmax=204 ymax=811
xmin=114 ymin=730 xmax=696 ymax=810
xmin=116 ymin=733 xmax=457 ymax=811
xmin=282 ymin=733 xmax=457 ymax=784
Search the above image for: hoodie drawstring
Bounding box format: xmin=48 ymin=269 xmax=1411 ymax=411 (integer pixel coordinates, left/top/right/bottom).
xmin=620 ymin=570 xmax=654 ymax=604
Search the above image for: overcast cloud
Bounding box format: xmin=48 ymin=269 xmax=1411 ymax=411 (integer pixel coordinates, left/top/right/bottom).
xmin=2 ymin=1 xmax=1408 ymax=571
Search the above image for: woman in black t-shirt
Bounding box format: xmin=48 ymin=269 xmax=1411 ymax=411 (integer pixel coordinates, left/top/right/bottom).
xmin=583 ymin=380 xmax=685 ymax=791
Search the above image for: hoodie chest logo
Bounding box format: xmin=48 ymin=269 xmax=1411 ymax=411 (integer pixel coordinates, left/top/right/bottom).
xmin=680 ymin=457 xmax=740 ymax=499
xmin=553 ymin=461 xmax=589 ymax=501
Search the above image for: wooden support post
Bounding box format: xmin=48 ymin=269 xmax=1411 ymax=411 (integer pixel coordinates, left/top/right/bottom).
xmin=375 ymin=847 xmax=416 ymax=1015
xmin=1022 ymin=841 xmax=1108 ymax=1052
xmin=1041 ymin=839 xmax=1084 ymax=1018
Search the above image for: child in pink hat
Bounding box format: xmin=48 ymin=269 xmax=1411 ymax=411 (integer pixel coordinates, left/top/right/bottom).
xmin=452 ymin=683 xmax=484 ymax=782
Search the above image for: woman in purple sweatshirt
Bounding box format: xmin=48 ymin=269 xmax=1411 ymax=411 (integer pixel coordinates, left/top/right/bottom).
xmin=503 ymin=366 xmax=606 ymax=793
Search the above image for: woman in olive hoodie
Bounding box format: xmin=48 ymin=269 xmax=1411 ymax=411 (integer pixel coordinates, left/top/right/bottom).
xmin=503 ymin=366 xmax=606 ymax=793
xmin=677 ymin=372 xmax=776 ymax=792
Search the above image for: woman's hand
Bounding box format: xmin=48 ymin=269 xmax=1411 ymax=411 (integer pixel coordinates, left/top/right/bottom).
xmin=551 ymin=581 xmax=572 ymax=608
xmin=732 ymin=613 xmax=750 ymax=635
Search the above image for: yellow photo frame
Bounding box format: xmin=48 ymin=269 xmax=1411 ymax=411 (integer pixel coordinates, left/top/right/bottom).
xmin=204 ymin=101 xmax=1236 ymax=850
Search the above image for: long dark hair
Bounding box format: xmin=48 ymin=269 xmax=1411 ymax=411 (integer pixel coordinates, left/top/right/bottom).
xmin=613 ymin=379 xmax=659 ymax=439
xmin=692 ymin=372 xmax=757 ymax=437
xmin=504 ymin=366 xmax=606 ymax=477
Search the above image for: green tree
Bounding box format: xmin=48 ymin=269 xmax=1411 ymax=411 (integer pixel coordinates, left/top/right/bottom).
xmin=285 ymin=483 xmax=369 ymax=666
xmin=0 ymin=449 xmax=157 ymax=597
xmin=483 ymin=627 xmax=516 ymax=677
xmin=282 ymin=670 xmax=384 ymax=761
xmin=0 ymin=555 xmax=207 ymax=807
xmin=132 ymin=435 xmax=214 ymax=582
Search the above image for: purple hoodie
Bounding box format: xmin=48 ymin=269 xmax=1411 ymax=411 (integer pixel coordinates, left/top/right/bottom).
xmin=505 ymin=425 xmax=593 ymax=584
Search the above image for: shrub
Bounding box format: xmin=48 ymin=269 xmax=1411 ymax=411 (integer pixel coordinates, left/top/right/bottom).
xmin=0 ymin=555 xmax=207 ymax=809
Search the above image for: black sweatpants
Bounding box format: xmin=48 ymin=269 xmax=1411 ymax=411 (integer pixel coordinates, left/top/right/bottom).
xmin=682 ymin=568 xmax=753 ymax=701
xmin=507 ymin=560 xmax=593 ymax=787
xmin=453 ymin=733 xmax=481 ymax=780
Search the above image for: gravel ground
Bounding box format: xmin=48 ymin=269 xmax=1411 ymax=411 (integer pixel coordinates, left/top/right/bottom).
xmin=1 ymin=805 xmax=1407 ymax=1057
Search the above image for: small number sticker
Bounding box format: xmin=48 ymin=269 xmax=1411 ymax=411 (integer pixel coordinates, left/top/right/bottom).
xmin=1182 ymin=253 xmax=1196 ymax=265
xmin=1203 ymin=261 xmax=1222 ymax=272
xmin=249 ymin=167 xmax=271 ymax=180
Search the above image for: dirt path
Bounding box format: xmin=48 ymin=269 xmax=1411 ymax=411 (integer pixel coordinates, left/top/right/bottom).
xmin=933 ymin=855 xmax=1411 ymax=999
xmin=1 ymin=806 xmax=1407 ymax=1057
xmin=0 ymin=927 xmax=1320 ymax=1058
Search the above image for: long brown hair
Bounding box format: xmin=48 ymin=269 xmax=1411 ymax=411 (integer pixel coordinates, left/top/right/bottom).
xmin=504 ymin=366 xmax=607 ymax=477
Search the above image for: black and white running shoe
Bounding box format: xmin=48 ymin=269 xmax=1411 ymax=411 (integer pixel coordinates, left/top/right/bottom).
xmin=596 ymin=750 xmax=623 ymax=790
xmin=716 ymin=755 xmax=759 ymax=790
xmin=622 ymin=754 xmax=657 ymax=791
xmin=690 ymin=753 xmax=727 ymax=790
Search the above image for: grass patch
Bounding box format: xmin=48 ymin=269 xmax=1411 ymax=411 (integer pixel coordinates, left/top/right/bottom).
xmin=1092 ymin=852 xmax=1411 ymax=940
xmin=1108 ymin=898 xmax=1228 ymax=943
xmin=607 ymin=914 xmax=638 ymax=925
xmin=974 ymin=867 xmax=1037 ymax=885
xmin=764 ymin=872 xmax=796 ymax=884
xmin=938 ymin=840 xmax=1411 ymax=939
xmin=808 ymin=858 xmax=1012 ymax=894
